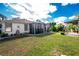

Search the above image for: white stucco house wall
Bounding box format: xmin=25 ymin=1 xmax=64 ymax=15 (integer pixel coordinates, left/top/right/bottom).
xmin=0 ymin=19 xmax=32 ymax=35
xmin=0 ymin=18 xmax=50 ymax=35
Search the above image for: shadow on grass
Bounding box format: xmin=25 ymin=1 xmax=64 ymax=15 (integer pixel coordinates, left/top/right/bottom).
xmin=0 ymin=32 xmax=55 ymax=43
xmin=34 ymin=33 xmax=54 ymax=37
xmin=0 ymin=35 xmax=30 ymax=43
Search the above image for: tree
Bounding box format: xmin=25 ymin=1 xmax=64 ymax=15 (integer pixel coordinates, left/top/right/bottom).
xmin=66 ymin=23 xmax=79 ymax=33
xmin=49 ymin=22 xmax=57 ymax=32
xmin=55 ymin=24 xmax=64 ymax=32
xmin=49 ymin=22 xmax=65 ymax=32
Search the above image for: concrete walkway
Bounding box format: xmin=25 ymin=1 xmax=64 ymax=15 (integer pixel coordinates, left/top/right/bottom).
xmin=66 ymin=32 xmax=79 ymax=36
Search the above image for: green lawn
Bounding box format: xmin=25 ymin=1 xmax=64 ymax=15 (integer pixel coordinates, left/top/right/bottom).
xmin=0 ymin=33 xmax=79 ymax=56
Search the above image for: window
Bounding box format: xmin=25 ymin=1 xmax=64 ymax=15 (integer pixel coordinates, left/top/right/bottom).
xmin=0 ymin=24 xmax=2 ymax=28
xmin=24 ymin=24 xmax=28 ymax=31
xmin=0 ymin=24 xmax=2 ymax=33
xmin=17 ymin=26 xmax=20 ymax=28
xmin=5 ymin=22 xmax=12 ymax=32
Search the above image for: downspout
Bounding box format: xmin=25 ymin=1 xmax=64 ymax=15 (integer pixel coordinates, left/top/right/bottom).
xmin=34 ymin=23 xmax=36 ymax=34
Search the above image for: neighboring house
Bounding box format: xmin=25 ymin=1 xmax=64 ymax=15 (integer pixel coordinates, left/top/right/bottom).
xmin=0 ymin=19 xmax=50 ymax=35
xmin=64 ymin=16 xmax=79 ymax=26
xmin=64 ymin=20 xmax=79 ymax=26
xmin=64 ymin=16 xmax=79 ymax=33
xmin=69 ymin=20 xmax=79 ymax=26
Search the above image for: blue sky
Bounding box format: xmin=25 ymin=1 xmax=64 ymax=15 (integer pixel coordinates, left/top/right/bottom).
xmin=48 ymin=3 xmax=79 ymax=22
xmin=0 ymin=3 xmax=79 ymax=23
xmin=0 ymin=3 xmax=20 ymax=18
xmin=49 ymin=3 xmax=79 ymax=18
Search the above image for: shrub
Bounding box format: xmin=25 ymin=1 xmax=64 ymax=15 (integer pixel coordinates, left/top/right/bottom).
xmin=61 ymin=32 xmax=65 ymax=35
xmin=10 ymin=34 xmax=14 ymax=36
xmin=0 ymin=32 xmax=8 ymax=37
xmin=49 ymin=26 xmax=57 ymax=32
xmin=49 ymin=22 xmax=57 ymax=32
xmin=55 ymin=24 xmax=65 ymax=32
xmin=49 ymin=23 xmax=65 ymax=32
xmin=66 ymin=24 xmax=78 ymax=33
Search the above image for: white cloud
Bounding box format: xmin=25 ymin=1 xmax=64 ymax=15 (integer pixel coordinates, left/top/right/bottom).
xmin=42 ymin=20 xmax=49 ymax=23
xmin=5 ymin=0 xmax=57 ymax=23
xmin=62 ymin=3 xmax=69 ymax=6
xmin=61 ymin=3 xmax=77 ymax=6
xmin=53 ymin=16 xmax=67 ymax=24
xmin=11 ymin=15 xmax=19 ymax=18
xmin=49 ymin=5 xmax=57 ymax=13
xmin=1 ymin=0 xmax=79 ymax=3
xmin=7 ymin=3 xmax=33 ymax=19
xmin=3 ymin=1 xmax=78 ymax=23
xmin=69 ymin=16 xmax=76 ymax=19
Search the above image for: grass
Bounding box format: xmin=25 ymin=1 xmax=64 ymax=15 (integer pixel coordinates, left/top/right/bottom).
xmin=0 ymin=33 xmax=79 ymax=56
